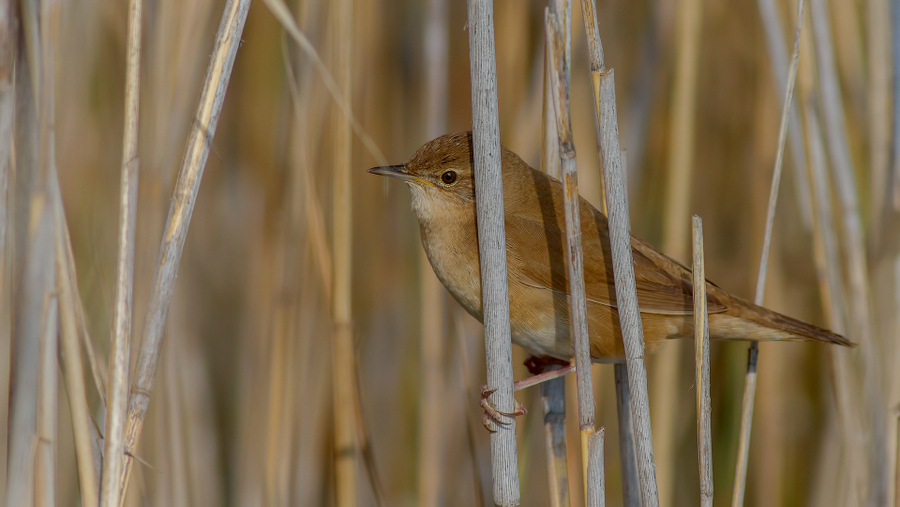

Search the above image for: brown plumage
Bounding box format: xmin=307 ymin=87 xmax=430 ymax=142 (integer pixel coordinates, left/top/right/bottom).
xmin=369 ymin=132 xmax=852 ymax=362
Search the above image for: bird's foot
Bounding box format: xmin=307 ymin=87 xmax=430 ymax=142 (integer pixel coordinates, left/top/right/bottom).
xmin=480 ymin=385 xmax=526 ymax=432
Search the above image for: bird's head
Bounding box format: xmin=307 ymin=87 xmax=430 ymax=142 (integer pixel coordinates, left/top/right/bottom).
xmin=368 ymin=132 xmax=477 ymax=220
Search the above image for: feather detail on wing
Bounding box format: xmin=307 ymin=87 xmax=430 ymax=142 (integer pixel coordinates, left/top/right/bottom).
xmin=504 ymin=191 xmax=726 ymax=316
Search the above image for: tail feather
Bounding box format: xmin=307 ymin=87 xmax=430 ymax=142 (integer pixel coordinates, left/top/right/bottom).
xmin=708 ymin=292 xmax=853 ymax=347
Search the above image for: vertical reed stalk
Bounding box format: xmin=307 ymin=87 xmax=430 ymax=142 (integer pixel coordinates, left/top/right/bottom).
xmin=540 ymin=5 xmax=570 ymax=506
xmin=755 ymin=0 xmax=813 ymax=229
xmin=546 ymin=5 xmax=596 ymax=486
xmin=0 ymin=0 xmax=14 ymax=273
xmin=654 ymin=0 xmax=704 ymax=500
xmin=418 ymin=0 xmax=448 ymax=503
xmin=586 ymin=428 xmax=605 ymax=507
xmin=868 ymin=0 xmax=891 ymax=230
xmin=732 ymin=2 xmax=804 ymax=505
xmin=466 ymin=1 xmax=520 ymax=504
xmin=692 ymin=216 xmax=713 ymax=507
xmin=803 ymin=100 xmax=867 ymax=507
xmin=810 ymin=0 xmax=888 ymax=502
xmin=892 ymin=0 xmax=900 ymax=213
xmin=36 ymin=1 xmax=60 ymax=500
xmin=332 ymin=0 xmax=358 ymax=503
xmin=118 ymin=0 xmax=251 ymax=500
xmin=36 ymin=293 xmax=58 ymax=507
xmin=579 ymin=0 xmax=658 ymax=503
xmin=52 ymin=171 xmax=98 ymax=507
xmin=102 ymin=0 xmax=142 ymax=503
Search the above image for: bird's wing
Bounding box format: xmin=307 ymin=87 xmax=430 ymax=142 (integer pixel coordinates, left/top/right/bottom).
xmin=506 ymin=201 xmax=726 ymax=316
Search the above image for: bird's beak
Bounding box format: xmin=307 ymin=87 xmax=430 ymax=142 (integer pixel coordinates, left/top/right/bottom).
xmin=367 ymin=164 xmax=431 ymax=186
xmin=367 ymin=164 xmax=411 ymax=179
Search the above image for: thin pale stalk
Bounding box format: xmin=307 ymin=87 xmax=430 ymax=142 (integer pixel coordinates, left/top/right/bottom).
xmin=804 ymin=100 xmax=866 ymax=507
xmin=545 ymin=7 xmax=594 ymax=434
xmin=118 ymin=0 xmax=251 ymax=501
xmin=654 ymin=0 xmax=704 ymax=499
xmin=895 ymin=409 xmax=900 ymax=507
xmin=6 ymin=199 xmax=53 ymax=507
xmin=662 ymin=0 xmax=703 ymax=261
xmin=732 ymin=2 xmax=804 ymax=505
xmin=103 ymin=0 xmax=142 ymax=503
xmin=692 ymin=216 xmax=713 ymax=507
xmin=614 ymin=364 xmax=639 ymax=507
xmin=466 ymin=1 xmax=520 ymax=504
xmin=54 ymin=179 xmax=98 ymax=507
xmin=542 ymin=40 xmax=561 ymax=181
xmin=7 ymin=6 xmax=53 ymax=504
xmin=261 ymin=0 xmax=388 ymax=167
xmin=578 ymin=5 xmax=638 ymax=504
xmin=546 ymin=13 xmax=598 ymax=497
xmin=36 ymin=292 xmax=58 ymax=507
xmin=598 ymin=67 xmax=658 ymax=507
xmin=811 ymin=0 xmax=888 ymax=503
xmin=35 ymin=2 xmax=59 ymax=500
xmin=417 ymin=0 xmax=447 ymax=504
xmin=331 ymin=0 xmax=358 ymax=503
xmin=580 ymin=0 xmax=659 ymax=502
xmin=0 ymin=0 xmax=13 ymax=273
xmin=545 ymin=9 xmax=595 ymax=500
xmin=540 ymin=9 xmax=569 ymax=507
xmin=755 ymin=0 xmax=813 ymax=230
xmin=893 ymin=0 xmax=900 ymax=212
xmin=868 ymin=0 xmax=891 ymax=230
xmin=585 ymin=428 xmax=605 ymax=507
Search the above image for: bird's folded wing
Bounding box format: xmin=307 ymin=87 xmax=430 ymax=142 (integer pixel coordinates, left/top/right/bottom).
xmin=506 ymin=209 xmax=726 ymax=316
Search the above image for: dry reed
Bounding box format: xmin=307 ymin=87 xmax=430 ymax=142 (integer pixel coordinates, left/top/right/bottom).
xmin=466 ymin=0 xmax=520 ymax=504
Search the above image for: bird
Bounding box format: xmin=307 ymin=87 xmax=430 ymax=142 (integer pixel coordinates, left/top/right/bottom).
xmin=369 ymin=131 xmax=851 ymax=422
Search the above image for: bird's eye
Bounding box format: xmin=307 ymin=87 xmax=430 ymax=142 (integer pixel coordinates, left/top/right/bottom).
xmin=440 ymin=170 xmax=457 ymax=185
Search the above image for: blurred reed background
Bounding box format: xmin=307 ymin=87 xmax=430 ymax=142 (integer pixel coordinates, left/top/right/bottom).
xmin=2 ymin=0 xmax=899 ymax=505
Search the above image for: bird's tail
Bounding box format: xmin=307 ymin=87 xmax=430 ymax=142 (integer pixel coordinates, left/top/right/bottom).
xmin=707 ymin=292 xmax=853 ymax=347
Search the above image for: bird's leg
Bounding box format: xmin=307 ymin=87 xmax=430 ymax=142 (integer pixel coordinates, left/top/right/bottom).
xmin=480 ymin=356 xmax=576 ymax=432
xmin=514 ymin=358 xmax=576 ymax=391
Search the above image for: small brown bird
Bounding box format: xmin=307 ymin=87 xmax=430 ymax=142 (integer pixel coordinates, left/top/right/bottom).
xmin=369 ymin=132 xmax=850 ymax=372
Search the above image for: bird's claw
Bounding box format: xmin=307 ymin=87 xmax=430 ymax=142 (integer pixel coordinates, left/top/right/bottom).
xmin=480 ymin=385 xmax=526 ymax=432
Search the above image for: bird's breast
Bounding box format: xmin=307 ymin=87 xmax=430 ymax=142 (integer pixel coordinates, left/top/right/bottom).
xmin=419 ymin=218 xmax=484 ymax=320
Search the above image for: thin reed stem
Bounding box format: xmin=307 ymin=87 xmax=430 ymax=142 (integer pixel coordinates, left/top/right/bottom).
xmin=586 ymin=428 xmax=605 ymax=507
xmin=118 ymin=0 xmax=251 ymax=501
xmin=417 ymin=0 xmax=448 ymax=504
xmin=755 ymin=0 xmax=813 ymax=230
xmin=540 ymin=6 xmax=570 ymax=506
xmin=654 ymin=0 xmax=704 ymax=499
xmin=692 ymin=216 xmax=713 ymax=507
xmin=546 ymin=3 xmax=594 ymax=435
xmin=810 ymin=0 xmax=889 ymax=502
xmin=803 ymin=99 xmax=867 ymax=507
xmin=102 ymin=0 xmax=142 ymax=503
xmin=331 ymin=0 xmax=358 ymax=502
xmin=732 ymin=2 xmax=804 ymax=505
xmin=466 ymin=1 xmax=520 ymax=504
xmin=51 ymin=170 xmax=99 ymax=507
xmin=547 ymin=9 xmax=599 ymax=497
xmin=261 ymin=0 xmax=388 ymax=168
xmin=579 ymin=0 xmax=658 ymax=503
